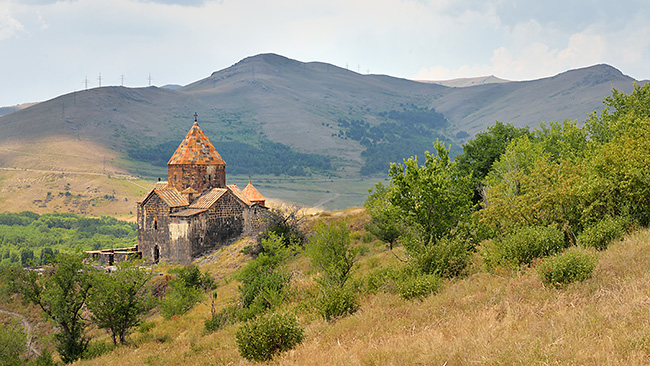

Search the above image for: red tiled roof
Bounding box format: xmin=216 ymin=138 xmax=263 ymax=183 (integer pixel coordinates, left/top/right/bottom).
xmin=242 ymin=180 xmax=266 ymax=203
xmin=167 ymin=122 xmax=226 ymax=166
xmin=227 ymin=184 xmax=251 ymax=205
xmin=155 ymin=188 xmax=189 ymax=208
xmin=189 ymin=188 xmax=227 ymax=209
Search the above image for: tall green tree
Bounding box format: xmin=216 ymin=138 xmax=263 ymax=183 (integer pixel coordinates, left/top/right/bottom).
xmin=364 ymin=182 xmax=402 ymax=250
xmin=6 ymin=253 xmax=92 ymax=363
xmin=307 ymin=220 xmax=357 ymax=289
xmin=456 ymin=121 xmax=531 ymax=202
xmin=388 ymin=141 xmax=475 ymax=246
xmin=237 ymin=233 xmax=293 ymax=318
xmin=87 ymin=260 xmax=154 ymax=345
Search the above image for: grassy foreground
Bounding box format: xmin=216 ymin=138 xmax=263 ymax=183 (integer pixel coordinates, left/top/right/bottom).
xmin=66 ymin=214 xmax=650 ymax=366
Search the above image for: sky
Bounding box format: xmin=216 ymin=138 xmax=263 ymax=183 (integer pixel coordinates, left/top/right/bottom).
xmin=1 ymin=0 xmax=649 ymax=107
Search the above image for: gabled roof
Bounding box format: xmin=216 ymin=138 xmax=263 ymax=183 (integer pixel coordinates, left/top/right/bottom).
xmin=136 ymin=181 xmax=168 ymax=204
xmin=156 ymin=188 xmax=190 ymax=208
xmin=167 ymin=121 xmax=226 ymax=166
xmin=227 ymin=184 xmax=251 ymax=205
xmin=137 ymin=182 xmax=189 ymax=208
xmin=189 ymin=188 xmax=228 ymax=209
xmin=242 ymin=180 xmax=266 ymax=203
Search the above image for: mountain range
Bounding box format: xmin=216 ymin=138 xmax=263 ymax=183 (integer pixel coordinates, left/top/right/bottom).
xmin=0 ymin=53 xmax=644 ymax=214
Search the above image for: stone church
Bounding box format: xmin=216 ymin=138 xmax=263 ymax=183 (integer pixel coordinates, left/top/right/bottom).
xmin=136 ymin=117 xmax=267 ymax=265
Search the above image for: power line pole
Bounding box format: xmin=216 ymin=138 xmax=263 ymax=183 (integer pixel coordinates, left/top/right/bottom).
xmin=148 ymin=73 xmax=152 ymax=86
xmin=121 ymin=74 xmax=124 ymax=86
xmin=98 ymin=73 xmax=102 ymax=87
xmin=84 ymin=76 xmax=88 ymax=90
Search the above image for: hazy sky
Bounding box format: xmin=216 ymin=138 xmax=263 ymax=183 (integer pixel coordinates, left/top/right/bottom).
xmin=1 ymin=0 xmax=648 ymax=106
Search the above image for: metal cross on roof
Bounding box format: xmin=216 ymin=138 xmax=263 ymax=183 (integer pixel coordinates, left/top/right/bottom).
xmin=194 ymin=112 xmax=198 ymax=122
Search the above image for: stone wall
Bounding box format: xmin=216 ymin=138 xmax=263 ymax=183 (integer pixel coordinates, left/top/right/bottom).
xmin=190 ymin=191 xmax=248 ymax=258
xmin=138 ymin=194 xmax=175 ymax=264
xmin=168 ymin=164 xmax=225 ymax=193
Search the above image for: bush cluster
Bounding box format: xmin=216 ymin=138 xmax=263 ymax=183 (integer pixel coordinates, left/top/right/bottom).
xmin=500 ymin=226 xmax=566 ymax=267
xmin=578 ymin=216 xmax=630 ymax=250
xmin=398 ymin=273 xmax=441 ymax=301
xmin=538 ymin=249 xmax=597 ymax=287
xmin=412 ymin=236 xmax=470 ymax=278
xmin=235 ymin=313 xmax=305 ymax=362
xmin=316 ymin=287 xmax=360 ymax=321
xmin=204 ymin=305 xmax=238 ymax=334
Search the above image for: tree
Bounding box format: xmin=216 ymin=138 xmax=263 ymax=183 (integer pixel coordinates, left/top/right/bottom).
xmin=456 ymin=121 xmax=531 ymax=202
xmin=159 ymin=265 xmax=215 ymax=319
xmin=364 ymin=182 xmax=402 ymax=249
xmin=307 ymin=220 xmax=360 ymax=320
xmin=307 ymin=220 xmax=357 ymax=289
xmin=388 ymin=141 xmax=475 ymax=246
xmin=87 ymin=261 xmax=154 ymax=345
xmin=237 ymin=233 xmax=293 ymax=320
xmin=6 ymin=253 xmax=92 ymax=363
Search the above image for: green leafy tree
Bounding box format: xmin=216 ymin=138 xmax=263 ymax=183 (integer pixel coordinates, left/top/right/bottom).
xmin=388 ymin=141 xmax=475 ymax=246
xmin=456 ymin=121 xmax=530 ymax=202
xmin=586 ymin=83 xmax=650 ymax=144
xmin=5 ymin=253 xmax=92 ymax=363
xmin=237 ymin=233 xmax=293 ymax=318
xmin=159 ymin=265 xmax=215 ymax=320
xmin=307 ymin=220 xmax=358 ymax=289
xmin=87 ymin=260 xmax=154 ymax=345
xmin=364 ymin=182 xmax=402 ymax=249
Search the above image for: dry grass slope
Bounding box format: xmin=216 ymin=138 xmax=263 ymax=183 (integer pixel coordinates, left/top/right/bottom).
xmin=72 ymin=222 xmax=650 ymax=366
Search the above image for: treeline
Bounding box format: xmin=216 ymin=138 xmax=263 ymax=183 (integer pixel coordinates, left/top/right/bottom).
xmin=0 ymin=211 xmax=136 ymax=268
xmin=128 ymin=139 xmax=332 ymax=177
xmin=334 ymin=104 xmax=456 ymax=175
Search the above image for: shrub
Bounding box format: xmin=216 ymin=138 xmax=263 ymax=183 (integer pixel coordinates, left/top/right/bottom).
xmin=398 ymin=273 xmax=441 ymax=301
xmin=578 ymin=216 xmax=630 ymax=250
xmin=0 ymin=319 xmax=26 ymax=366
xmin=316 ymin=286 xmax=360 ymax=321
xmin=237 ymin=233 xmax=292 ymax=318
xmin=82 ymin=340 xmax=114 ymax=360
xmin=170 ymin=264 xmax=216 ymax=291
xmin=32 ymin=350 xmax=57 ymax=366
xmin=160 ymin=281 xmax=204 ymax=319
xmin=411 ymin=236 xmax=470 ymax=278
xmin=538 ymin=249 xmax=597 ymax=287
xmin=365 ymin=266 xmax=400 ymax=294
xmin=500 ymin=226 xmax=566 ymax=267
xmin=204 ymin=305 xmax=238 ymax=334
xmin=236 ymin=313 xmax=305 ymax=362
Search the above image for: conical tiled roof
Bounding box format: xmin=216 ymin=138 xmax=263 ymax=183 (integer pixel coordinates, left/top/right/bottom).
xmin=167 ymin=121 xmax=226 ymax=165
xmin=242 ymin=180 xmax=266 ymax=203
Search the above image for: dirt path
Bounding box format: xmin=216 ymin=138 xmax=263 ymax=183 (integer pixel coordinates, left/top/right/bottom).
xmin=0 ymin=308 xmax=40 ymax=357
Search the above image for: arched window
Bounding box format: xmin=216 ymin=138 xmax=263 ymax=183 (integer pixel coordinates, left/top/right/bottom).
xmin=153 ymin=245 xmax=160 ymax=264
xmin=154 ymin=217 xmax=158 ymax=230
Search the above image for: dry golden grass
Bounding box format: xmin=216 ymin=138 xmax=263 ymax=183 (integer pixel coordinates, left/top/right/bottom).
xmin=42 ymin=228 xmax=650 ymax=365
xmin=0 ymin=136 xmax=153 ymax=218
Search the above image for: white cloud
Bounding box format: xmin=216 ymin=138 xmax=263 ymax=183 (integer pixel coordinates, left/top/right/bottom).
xmin=0 ymin=5 xmax=24 ymax=40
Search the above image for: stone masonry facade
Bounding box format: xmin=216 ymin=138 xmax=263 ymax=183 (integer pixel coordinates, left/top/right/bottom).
xmin=135 ymin=118 xmax=268 ymax=265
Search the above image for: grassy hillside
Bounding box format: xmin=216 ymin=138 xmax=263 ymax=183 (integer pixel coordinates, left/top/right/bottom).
xmin=7 ymin=211 xmax=649 ymax=365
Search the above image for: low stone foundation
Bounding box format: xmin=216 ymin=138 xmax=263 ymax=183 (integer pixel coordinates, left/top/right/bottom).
xmin=86 ymin=245 xmax=141 ymax=266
